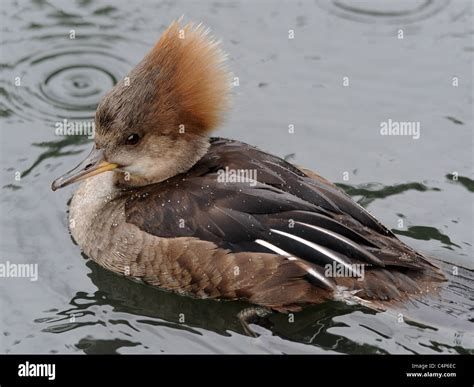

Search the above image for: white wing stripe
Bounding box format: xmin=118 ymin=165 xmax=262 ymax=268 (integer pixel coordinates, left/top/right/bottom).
xmin=255 ymin=239 xmax=333 ymax=289
xmin=269 ymin=228 xmax=356 ymax=275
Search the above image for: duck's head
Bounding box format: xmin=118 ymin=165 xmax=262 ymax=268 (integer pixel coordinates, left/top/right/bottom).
xmin=52 ymin=19 xmax=230 ymax=191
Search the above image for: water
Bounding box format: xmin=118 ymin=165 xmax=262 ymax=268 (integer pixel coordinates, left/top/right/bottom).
xmin=0 ymin=0 xmax=473 ymax=354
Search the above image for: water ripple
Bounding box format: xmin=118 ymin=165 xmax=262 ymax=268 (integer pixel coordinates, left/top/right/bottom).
xmin=0 ymin=39 xmax=136 ymax=122
xmin=316 ymin=0 xmax=451 ymax=24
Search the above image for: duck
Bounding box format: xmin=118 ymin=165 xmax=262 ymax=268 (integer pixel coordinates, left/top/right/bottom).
xmin=52 ymin=19 xmax=445 ymax=330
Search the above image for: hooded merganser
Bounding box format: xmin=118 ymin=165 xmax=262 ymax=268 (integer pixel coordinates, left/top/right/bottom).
xmin=52 ymin=20 xmax=444 ymax=319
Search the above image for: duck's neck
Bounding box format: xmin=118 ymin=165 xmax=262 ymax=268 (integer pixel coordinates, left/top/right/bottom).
xmin=69 ymin=172 xmax=120 ymax=246
xmin=113 ymin=134 xmax=210 ymax=189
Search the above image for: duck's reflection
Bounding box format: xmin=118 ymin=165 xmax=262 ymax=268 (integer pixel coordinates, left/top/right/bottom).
xmin=41 ymin=260 xmax=377 ymax=353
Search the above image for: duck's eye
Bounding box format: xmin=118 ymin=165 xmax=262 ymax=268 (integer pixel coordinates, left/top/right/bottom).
xmin=126 ymin=133 xmax=140 ymax=145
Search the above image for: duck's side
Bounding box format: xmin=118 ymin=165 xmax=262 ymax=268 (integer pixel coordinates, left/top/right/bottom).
xmin=69 ymin=137 xmax=445 ymax=312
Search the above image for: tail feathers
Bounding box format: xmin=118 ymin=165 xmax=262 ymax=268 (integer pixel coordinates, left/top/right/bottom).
xmin=329 ymin=265 xmax=445 ymax=310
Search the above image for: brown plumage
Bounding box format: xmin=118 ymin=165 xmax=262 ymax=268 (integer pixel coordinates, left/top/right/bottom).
xmin=95 ymin=19 xmax=230 ymax=138
xmin=52 ymin=19 xmax=445 ymax=317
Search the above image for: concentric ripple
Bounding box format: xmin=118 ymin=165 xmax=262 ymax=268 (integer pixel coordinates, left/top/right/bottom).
xmin=316 ymin=0 xmax=450 ymax=24
xmin=41 ymin=64 xmax=115 ymax=111
xmin=1 ymin=41 xmax=136 ymax=122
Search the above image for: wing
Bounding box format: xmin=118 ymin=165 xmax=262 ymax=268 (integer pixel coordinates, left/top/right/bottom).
xmin=124 ymin=138 xmax=444 ymax=303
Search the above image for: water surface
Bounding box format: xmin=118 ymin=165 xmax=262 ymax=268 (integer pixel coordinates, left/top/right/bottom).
xmin=1 ymin=0 xmax=473 ymax=354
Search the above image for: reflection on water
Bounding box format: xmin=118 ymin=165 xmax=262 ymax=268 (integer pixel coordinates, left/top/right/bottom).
xmin=31 ymin=260 xmax=473 ymax=354
xmin=33 ymin=261 xmax=388 ymax=353
xmin=393 ymin=226 xmax=460 ymax=249
xmin=446 ymin=174 xmax=474 ymax=192
xmin=22 ymin=137 xmax=90 ymax=178
xmin=0 ymin=0 xmax=472 ymax=354
xmin=336 ymin=181 xmax=440 ymax=207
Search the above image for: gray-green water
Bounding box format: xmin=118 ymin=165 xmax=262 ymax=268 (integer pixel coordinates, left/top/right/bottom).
xmin=0 ymin=0 xmax=473 ymax=354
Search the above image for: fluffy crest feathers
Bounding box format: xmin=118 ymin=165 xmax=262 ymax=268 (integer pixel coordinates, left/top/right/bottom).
xmin=95 ymin=19 xmax=231 ymax=138
xmin=143 ymin=19 xmax=231 ymax=134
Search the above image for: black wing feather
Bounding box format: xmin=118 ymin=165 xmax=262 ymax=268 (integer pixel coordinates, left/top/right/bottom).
xmin=125 ymin=138 xmax=434 ymax=273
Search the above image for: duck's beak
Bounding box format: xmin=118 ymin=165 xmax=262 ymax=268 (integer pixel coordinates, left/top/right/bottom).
xmin=51 ymin=147 xmax=118 ymax=191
